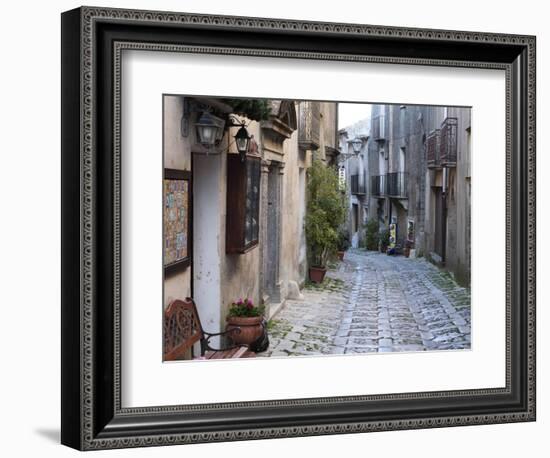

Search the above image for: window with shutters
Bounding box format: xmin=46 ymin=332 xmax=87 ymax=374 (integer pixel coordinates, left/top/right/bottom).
xmin=226 ymin=155 xmax=261 ymax=253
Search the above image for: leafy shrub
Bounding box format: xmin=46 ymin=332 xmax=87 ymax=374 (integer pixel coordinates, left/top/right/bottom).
xmin=225 ymin=99 xmax=272 ymax=122
xmin=364 ymin=219 xmax=380 ymax=251
xmin=305 ymin=160 xmax=347 ymax=267
xmin=379 ymin=228 xmax=390 ymax=249
xmin=337 ymin=228 xmax=351 ymax=251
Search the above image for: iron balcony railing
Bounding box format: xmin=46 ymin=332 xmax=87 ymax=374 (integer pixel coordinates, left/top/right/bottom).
xmin=440 ymin=117 xmax=458 ymax=166
xmin=386 ymin=172 xmax=407 ymax=198
xmin=298 ymin=101 xmax=321 ymax=151
xmin=372 ymin=115 xmax=386 ymax=141
xmin=371 ymin=174 xmax=387 ymax=196
xmin=350 ymin=174 xmax=366 ymax=195
xmin=427 ymin=128 xmax=441 ymax=168
xmin=427 ymin=117 xmax=458 ymax=169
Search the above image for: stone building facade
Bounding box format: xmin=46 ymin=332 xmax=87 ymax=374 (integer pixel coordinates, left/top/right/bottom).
xmin=163 ymin=95 xmax=339 ymax=351
xmin=339 ymin=103 xmax=471 ymax=286
xmin=423 ymin=106 xmax=471 ymax=285
xmin=338 ymin=117 xmax=370 ymax=248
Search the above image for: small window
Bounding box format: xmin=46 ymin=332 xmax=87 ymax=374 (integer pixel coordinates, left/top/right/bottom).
xmin=226 ymin=155 xmax=261 ymax=253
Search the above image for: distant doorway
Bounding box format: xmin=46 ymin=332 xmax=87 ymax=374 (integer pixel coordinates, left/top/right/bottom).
xmin=351 ymin=203 xmax=359 ymax=248
xmin=352 ymin=203 xmax=359 ymax=234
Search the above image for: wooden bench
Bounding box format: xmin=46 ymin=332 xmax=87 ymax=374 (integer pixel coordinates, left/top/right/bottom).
xmin=163 ymin=298 xmax=256 ymax=361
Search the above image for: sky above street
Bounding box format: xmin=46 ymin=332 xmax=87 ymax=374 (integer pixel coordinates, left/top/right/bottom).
xmin=338 ymin=103 xmax=372 ymax=130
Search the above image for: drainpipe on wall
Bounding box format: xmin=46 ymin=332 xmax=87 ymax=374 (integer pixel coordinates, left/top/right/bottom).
xmin=442 ymin=167 xmax=448 ymax=263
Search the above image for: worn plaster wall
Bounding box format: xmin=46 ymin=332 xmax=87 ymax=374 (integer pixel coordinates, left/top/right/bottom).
xmin=446 ymin=107 xmax=471 ymax=285
xmin=367 ymin=106 xmax=383 ymax=228
xmin=163 ymin=95 xmax=192 ymax=309
xmin=321 ymin=102 xmax=339 ymax=158
xmin=401 ymin=105 xmax=427 ymax=251
xmin=219 ymin=120 xmax=263 ymax=326
xmin=162 ymin=98 xmax=341 ymax=333
xmin=422 ymin=105 xmax=447 ymax=259
xmin=279 ymin=123 xmax=302 ymax=299
xmin=337 ymin=108 xmax=372 ymax=246
xmin=421 ymin=106 xmax=471 ymax=286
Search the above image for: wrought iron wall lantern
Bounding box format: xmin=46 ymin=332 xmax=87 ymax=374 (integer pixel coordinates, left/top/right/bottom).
xmin=227 ymin=115 xmax=252 ymax=162
xmin=194 ymin=111 xmax=226 ymax=149
xmin=338 ymin=136 xmax=367 ymax=165
xmin=185 ymin=104 xmax=252 ymax=161
xmin=351 ymin=137 xmax=363 ymax=153
xmin=180 ymin=97 xmax=232 ymax=154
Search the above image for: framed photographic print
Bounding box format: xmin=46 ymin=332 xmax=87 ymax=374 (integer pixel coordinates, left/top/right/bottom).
xmin=61 ymin=6 xmax=536 ymax=451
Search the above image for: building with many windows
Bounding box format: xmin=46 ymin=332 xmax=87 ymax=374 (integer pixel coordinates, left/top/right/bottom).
xmin=339 ymin=103 xmax=471 ymax=286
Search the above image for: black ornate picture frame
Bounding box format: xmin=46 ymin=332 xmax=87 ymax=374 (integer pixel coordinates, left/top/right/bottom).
xmin=61 ymin=6 xmax=536 ymax=450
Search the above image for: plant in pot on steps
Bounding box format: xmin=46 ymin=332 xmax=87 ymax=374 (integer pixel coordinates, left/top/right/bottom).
xmin=336 ymin=228 xmax=350 ymax=261
xmin=364 ymin=218 xmax=380 ymax=251
xmin=378 ymin=228 xmax=390 ymax=253
xmin=305 ymin=159 xmax=347 ymax=283
xmin=225 ymin=298 xmax=267 ymax=349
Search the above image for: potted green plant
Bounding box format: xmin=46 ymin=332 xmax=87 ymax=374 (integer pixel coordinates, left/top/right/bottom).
xmin=378 ymin=228 xmax=390 ymax=253
xmin=225 ymin=298 xmax=265 ymax=346
xmin=305 ymin=160 xmax=347 ymax=283
xmin=336 ymin=229 xmax=350 ymax=261
xmin=364 ymin=219 xmax=380 ymax=251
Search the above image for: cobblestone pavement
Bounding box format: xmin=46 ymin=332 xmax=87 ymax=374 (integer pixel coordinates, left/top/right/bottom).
xmin=261 ymin=249 xmax=471 ymax=357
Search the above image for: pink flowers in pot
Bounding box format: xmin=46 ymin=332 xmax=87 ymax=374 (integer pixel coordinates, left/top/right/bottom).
xmin=228 ymin=297 xmax=264 ymax=317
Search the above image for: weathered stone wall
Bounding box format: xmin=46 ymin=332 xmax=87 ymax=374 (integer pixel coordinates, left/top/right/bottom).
xmin=423 ymin=105 xmax=447 ymax=260
xmin=402 ymin=105 xmax=427 ymax=252
xmin=279 ymin=121 xmax=303 ymax=299
xmin=367 ymin=105 xmax=383 ymax=228
xmin=321 ymin=102 xmax=339 ymax=163
xmin=361 ymin=103 xmax=470 ymax=285
xmin=219 ymin=120 xmax=263 ymax=326
xmin=163 ymin=96 xmax=192 ymax=309
xmin=445 ymin=107 xmax=471 ymax=285
xmin=163 ymin=96 xmax=264 ymax=334
xmin=339 ymin=114 xmax=370 ymax=246
xmin=163 ymin=97 xmax=348 ymax=338
xmin=421 ymin=106 xmax=471 ymax=286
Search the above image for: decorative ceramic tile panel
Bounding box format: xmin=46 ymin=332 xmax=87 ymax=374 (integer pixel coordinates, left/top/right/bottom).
xmin=164 ymin=179 xmax=189 ymax=265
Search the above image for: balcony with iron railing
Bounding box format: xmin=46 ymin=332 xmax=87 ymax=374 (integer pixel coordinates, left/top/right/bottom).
xmin=440 ymin=117 xmax=457 ymax=166
xmin=427 ymin=129 xmax=441 ymax=169
xmin=371 ymin=174 xmax=387 ymax=197
xmin=427 ymin=117 xmax=457 ymax=168
xmin=350 ymin=174 xmax=366 ymax=195
xmin=386 ymin=172 xmax=407 ymax=198
xmin=372 ymin=115 xmax=386 ymax=142
xmin=298 ymin=101 xmax=321 ymax=151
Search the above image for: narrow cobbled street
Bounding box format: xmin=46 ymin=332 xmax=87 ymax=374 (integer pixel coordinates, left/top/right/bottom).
xmin=262 ymin=249 xmax=471 ymax=357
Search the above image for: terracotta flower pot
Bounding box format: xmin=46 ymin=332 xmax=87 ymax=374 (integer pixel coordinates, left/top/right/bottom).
xmin=309 ymin=266 xmax=327 ymax=283
xmin=226 ymin=315 xmax=264 ymax=346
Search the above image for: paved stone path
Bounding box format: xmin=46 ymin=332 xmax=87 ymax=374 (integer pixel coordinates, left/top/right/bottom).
xmin=261 ymin=249 xmax=471 ymax=357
